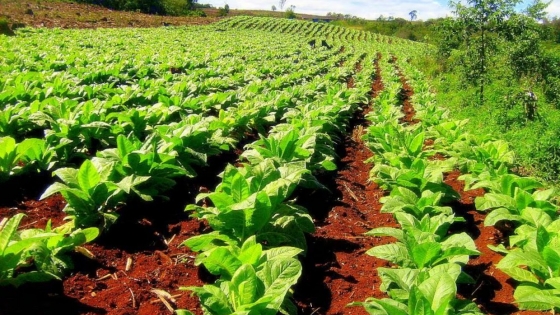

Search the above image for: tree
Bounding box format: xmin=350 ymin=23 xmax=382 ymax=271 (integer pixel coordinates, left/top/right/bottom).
xmin=187 ymin=0 xmax=197 ymax=10
xmin=285 ymin=5 xmax=296 ymax=18
xmin=409 ymin=10 xmax=417 ymax=21
xmin=279 ymin=0 xmax=286 ymax=11
xmin=445 ymin=0 xmax=549 ymax=106
xmin=272 ymin=5 xmax=276 ymax=11
xmin=217 ymin=5 xmax=229 ymax=16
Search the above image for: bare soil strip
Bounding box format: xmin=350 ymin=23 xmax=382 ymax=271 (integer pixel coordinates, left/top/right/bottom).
xmin=292 ymin=55 xmax=399 ymax=315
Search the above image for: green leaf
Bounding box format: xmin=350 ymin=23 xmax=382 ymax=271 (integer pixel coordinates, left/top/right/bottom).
xmin=260 ymin=257 xmax=301 ymax=292
xmin=484 ymin=208 xmax=521 ymax=227
xmin=475 ymin=193 xmax=515 ymax=212
xmin=185 ymin=284 xmax=233 ymax=314
xmin=78 ymin=227 xmax=100 ymax=243
xmin=40 ymin=182 xmax=71 ymax=200
xmin=321 ymin=160 xmax=337 ymax=171
xmin=0 ymin=214 xmax=24 ymax=254
xmin=349 ymin=298 xmax=408 ymax=315
xmin=522 ymin=208 xmax=553 ymax=228
xmin=231 ymin=264 xmax=259 ymax=308
xmin=116 ymin=134 xmax=136 ymax=158
xmin=418 ymin=273 xmax=455 ymax=314
xmin=4 ymin=233 xmax=57 ymax=256
xmin=262 ymin=247 xmax=302 ymax=262
xmin=258 ymin=257 xmax=302 ymax=310
xmin=208 ymin=192 xmax=235 ymax=210
xmin=411 ymin=242 xmax=442 ymax=268
xmin=532 ymin=188 xmax=555 ymax=201
xmin=536 ymin=226 xmax=551 ymax=253
xmin=53 ymin=167 xmax=80 ymax=187
xmin=201 ymin=247 xmax=242 ymax=279
xmin=408 ymin=286 xmax=433 ymax=315
xmin=499 ymin=267 xmax=540 ymax=284
xmin=60 ymin=188 xmax=94 ymax=213
xmin=365 ymin=227 xmax=404 ymax=241
xmin=183 ymin=233 xmax=237 ymax=252
xmin=77 ymin=160 xmax=100 ymax=192
xmin=545 ymin=277 xmax=560 ymax=288
xmin=238 ymin=236 xmax=263 ymax=266
xmin=514 ymin=283 xmax=560 ymax=311
xmin=229 ymin=169 xmax=251 ymax=203
xmin=378 ymin=267 xmax=418 ymax=294
xmin=488 ymin=244 xmax=509 ymax=254
xmin=543 ymin=246 xmax=560 ymax=276
xmin=409 ymin=131 xmax=425 ymax=156
xmin=366 ymin=243 xmax=410 ymax=267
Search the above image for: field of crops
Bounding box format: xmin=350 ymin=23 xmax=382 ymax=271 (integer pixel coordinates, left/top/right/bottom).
xmin=1 ymin=16 xmax=558 ymax=315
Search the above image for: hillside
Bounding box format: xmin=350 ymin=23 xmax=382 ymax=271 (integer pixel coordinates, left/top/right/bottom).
xmin=0 ymin=0 xmax=218 ymax=29
xmin=0 ymin=0 xmax=336 ymax=30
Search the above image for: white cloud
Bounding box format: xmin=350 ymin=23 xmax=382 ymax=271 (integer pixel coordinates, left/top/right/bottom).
xmin=203 ymin=0 xmax=451 ymax=20
xmin=547 ymin=1 xmax=560 ymax=17
xmin=202 ymin=0 xmax=559 ymax=20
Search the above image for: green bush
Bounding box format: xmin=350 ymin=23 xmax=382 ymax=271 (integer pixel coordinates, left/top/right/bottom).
xmin=161 ymin=0 xmax=188 ymax=16
xmin=0 ymin=17 xmax=14 ymax=36
xmin=217 ymin=7 xmax=228 ymax=17
xmin=544 ymin=76 xmax=560 ymax=108
xmin=285 ymin=8 xmax=296 ymax=19
xmin=184 ymin=9 xmax=206 ymax=17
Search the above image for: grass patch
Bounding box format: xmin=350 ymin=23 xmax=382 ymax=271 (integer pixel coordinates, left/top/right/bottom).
xmin=426 ymin=63 xmax=560 ymax=183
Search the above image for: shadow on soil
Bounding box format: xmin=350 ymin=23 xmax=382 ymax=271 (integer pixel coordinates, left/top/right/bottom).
xmin=0 ymin=171 xmax=54 ymax=208
xmin=0 ymin=281 xmax=106 ymax=315
xmin=459 ymin=263 xmax=519 ymax=314
xmin=294 ymin=235 xmax=362 ymax=314
xmin=94 ymin=150 xmax=239 ymax=253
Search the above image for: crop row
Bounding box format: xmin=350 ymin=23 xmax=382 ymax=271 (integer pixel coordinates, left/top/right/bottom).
xmin=215 ymin=16 xmax=421 ymax=44
xmin=352 ymin=49 xmax=560 ymax=313
xmin=0 ymin=23 xmax=372 ymax=293
xmin=176 ymin=44 xmax=376 ymax=314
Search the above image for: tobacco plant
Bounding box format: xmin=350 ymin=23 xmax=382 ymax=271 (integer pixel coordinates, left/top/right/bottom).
xmin=497 ymin=225 xmax=560 ymax=311
xmin=41 ymin=159 xmax=127 ymax=229
xmin=350 ymin=263 xmax=482 ymax=315
xmin=186 ymin=160 xmax=314 ymax=250
xmin=180 ymin=237 xmax=302 ymax=315
xmin=0 ymin=213 xmax=99 ymax=286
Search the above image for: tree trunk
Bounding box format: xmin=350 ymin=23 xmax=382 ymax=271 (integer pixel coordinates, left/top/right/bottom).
xmin=479 ymin=23 xmax=486 ymax=106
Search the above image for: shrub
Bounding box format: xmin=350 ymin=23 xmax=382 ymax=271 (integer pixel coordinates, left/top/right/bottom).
xmin=285 ymin=8 xmax=296 ymax=19
xmin=161 ymin=0 xmax=188 ymax=16
xmin=217 ymin=7 xmax=228 ymax=17
xmin=184 ymin=9 xmax=206 ymax=17
xmin=0 ymin=17 xmax=14 ymax=36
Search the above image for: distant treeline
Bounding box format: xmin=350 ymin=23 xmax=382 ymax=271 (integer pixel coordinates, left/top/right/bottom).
xmin=75 ymin=0 xmax=205 ymax=16
xmin=332 ymin=16 xmax=560 ymax=45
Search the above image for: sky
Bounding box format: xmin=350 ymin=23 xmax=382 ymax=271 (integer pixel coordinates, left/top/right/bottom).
xmin=201 ymin=0 xmax=560 ymax=20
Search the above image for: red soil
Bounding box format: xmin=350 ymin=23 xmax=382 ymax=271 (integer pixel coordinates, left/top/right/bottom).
xmin=293 ymin=126 xmax=397 ymax=315
xmin=292 ymin=57 xmax=397 ymax=315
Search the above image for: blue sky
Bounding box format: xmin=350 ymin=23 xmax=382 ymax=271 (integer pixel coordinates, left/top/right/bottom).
xmin=201 ymin=0 xmax=560 ymax=20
